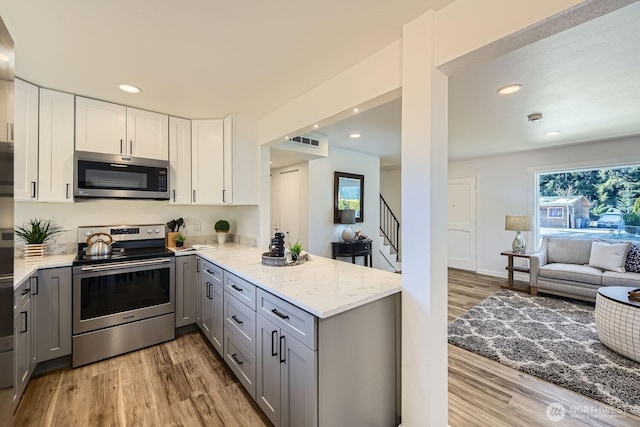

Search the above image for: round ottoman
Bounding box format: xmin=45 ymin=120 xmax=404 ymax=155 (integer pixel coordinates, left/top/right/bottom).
xmin=595 ymin=286 xmax=640 ymax=363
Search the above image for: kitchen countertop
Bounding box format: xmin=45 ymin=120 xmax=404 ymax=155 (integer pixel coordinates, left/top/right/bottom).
xmin=12 ymin=245 xmax=402 ymax=318
xmin=177 ymin=243 xmax=402 ymax=318
xmin=13 ymin=254 xmax=77 ymax=289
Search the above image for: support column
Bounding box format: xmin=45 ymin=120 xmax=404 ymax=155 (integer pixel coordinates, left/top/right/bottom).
xmin=401 ymin=10 xmax=449 ymax=427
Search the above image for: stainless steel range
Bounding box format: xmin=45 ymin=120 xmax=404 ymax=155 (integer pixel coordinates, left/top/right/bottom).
xmin=72 ymin=224 xmax=175 ymax=367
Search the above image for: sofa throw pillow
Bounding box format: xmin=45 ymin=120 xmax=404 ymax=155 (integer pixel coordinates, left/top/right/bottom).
xmin=588 ymin=241 xmax=632 ymax=272
xmin=625 ymin=244 xmax=640 ymax=273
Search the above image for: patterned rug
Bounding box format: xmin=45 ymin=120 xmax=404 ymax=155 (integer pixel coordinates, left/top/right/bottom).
xmin=448 ymin=289 xmax=640 ymax=416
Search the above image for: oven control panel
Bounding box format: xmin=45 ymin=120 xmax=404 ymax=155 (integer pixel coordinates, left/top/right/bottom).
xmin=77 ymin=224 xmax=166 ymax=243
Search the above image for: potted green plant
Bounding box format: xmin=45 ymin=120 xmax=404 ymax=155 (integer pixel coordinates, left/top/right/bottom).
xmin=215 ymin=219 xmax=230 ymax=244
xmin=14 ymin=218 xmax=64 ymax=258
xmin=288 ymin=240 xmax=303 ymax=262
xmin=174 ymin=233 xmax=186 ymax=247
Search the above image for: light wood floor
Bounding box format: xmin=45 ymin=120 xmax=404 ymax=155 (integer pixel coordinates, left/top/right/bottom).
xmin=15 ymin=269 xmax=640 ymax=426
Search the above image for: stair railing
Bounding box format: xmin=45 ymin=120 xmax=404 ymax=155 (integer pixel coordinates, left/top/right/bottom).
xmin=380 ymin=194 xmax=400 ymax=257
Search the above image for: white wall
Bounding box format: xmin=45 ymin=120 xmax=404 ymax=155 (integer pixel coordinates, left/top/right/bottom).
xmin=15 ymin=201 xmax=259 ymax=247
xmin=380 ymin=169 xmax=402 ymax=258
xmin=448 ymin=135 xmax=640 ymax=278
xmin=307 ymin=146 xmax=381 ymax=267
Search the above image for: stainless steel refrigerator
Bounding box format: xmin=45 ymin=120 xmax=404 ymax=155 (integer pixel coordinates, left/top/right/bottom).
xmin=0 ymin=15 xmax=14 ymax=425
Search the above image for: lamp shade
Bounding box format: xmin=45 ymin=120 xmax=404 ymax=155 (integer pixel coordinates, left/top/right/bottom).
xmin=505 ymin=215 xmax=532 ymax=232
xmin=340 ymin=209 xmax=356 ymax=224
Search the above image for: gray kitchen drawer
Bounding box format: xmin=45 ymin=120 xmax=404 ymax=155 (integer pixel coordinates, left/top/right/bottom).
xmin=257 ymin=288 xmax=317 ymax=350
xmin=200 ymin=259 xmax=223 ymax=285
xmin=224 ymin=271 xmax=257 ymax=310
xmin=224 ymin=291 xmax=256 ymax=354
xmin=224 ymin=326 xmax=256 ymax=398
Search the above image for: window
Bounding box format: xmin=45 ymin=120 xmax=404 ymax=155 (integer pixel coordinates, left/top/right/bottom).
xmin=547 ymin=208 xmax=563 ymax=218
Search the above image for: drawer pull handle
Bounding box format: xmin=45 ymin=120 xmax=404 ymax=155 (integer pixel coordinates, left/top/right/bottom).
xmin=231 ymin=284 xmax=243 ymax=292
xmin=272 ymin=309 xmax=289 ymax=320
xmin=21 ymin=288 xmax=31 ymax=296
xmin=271 ymin=330 xmax=278 ymax=357
xmin=231 ymin=315 xmax=243 ymax=325
xmin=231 ymin=353 xmax=243 ymax=366
xmin=206 ymin=269 xmax=216 ymax=276
xmin=279 ymin=335 xmax=286 ymax=364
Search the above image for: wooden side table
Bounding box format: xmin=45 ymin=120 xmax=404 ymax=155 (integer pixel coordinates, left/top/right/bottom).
xmin=500 ymin=251 xmax=532 ymax=292
xmin=331 ymin=240 xmax=373 ymax=267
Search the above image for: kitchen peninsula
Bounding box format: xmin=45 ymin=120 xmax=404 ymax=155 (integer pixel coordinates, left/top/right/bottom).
xmin=14 ymin=243 xmax=401 ymax=427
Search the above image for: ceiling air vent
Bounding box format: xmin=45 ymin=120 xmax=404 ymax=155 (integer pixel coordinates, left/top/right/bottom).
xmin=291 ymin=136 xmax=319 ymax=147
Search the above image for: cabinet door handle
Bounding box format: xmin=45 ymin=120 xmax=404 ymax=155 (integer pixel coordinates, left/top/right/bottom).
xmin=193 ymin=190 xmax=196 ymax=203
xmin=231 ymin=315 xmax=243 ymax=325
xmin=129 ymin=140 xmax=133 ymax=154
xmin=231 ymin=353 xmax=243 ymax=366
xmin=271 ymin=330 xmax=278 ymax=357
xmin=231 ymin=284 xmax=243 ymax=292
xmin=223 ymin=189 xmax=226 ymax=203
xmin=279 ymin=335 xmax=286 ymax=363
xmin=172 ymin=190 xmax=176 ymax=202
xmin=66 ymin=183 xmax=70 ymax=199
xmin=11 ymin=123 xmax=14 ymax=141
xmin=31 ymin=276 xmax=38 ymax=295
xmin=206 ymin=282 xmax=211 ymax=299
xmin=120 ymin=139 xmax=124 ymax=154
xmin=271 ymin=308 xmax=289 ymax=320
xmin=31 ymin=181 xmax=36 ymax=198
xmin=208 ymin=283 xmax=213 ymax=300
xmin=196 ymin=259 xmax=201 ymax=273
xmin=20 ymin=311 xmax=28 ymax=333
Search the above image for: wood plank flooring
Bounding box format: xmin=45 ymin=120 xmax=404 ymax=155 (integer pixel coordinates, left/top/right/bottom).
xmin=15 ymin=332 xmax=270 ymax=427
xmin=15 ymin=269 xmax=640 ymax=426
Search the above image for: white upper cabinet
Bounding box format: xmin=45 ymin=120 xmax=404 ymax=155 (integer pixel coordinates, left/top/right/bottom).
xmin=38 ymin=89 xmax=74 ymax=202
xmin=75 ymin=97 xmax=168 ymax=160
xmin=228 ymin=115 xmax=259 ymax=205
xmin=168 ymin=116 xmax=192 ymax=204
xmin=14 ymin=79 xmax=39 ymax=201
xmin=126 ymin=107 xmax=168 ymax=160
xmin=75 ymin=97 xmax=126 ymax=155
xmin=191 ymin=119 xmax=224 ymax=204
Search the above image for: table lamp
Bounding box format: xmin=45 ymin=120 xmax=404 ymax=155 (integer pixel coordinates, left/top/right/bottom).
xmin=340 ymin=209 xmax=356 ymax=241
xmin=505 ymin=215 xmax=532 ymax=254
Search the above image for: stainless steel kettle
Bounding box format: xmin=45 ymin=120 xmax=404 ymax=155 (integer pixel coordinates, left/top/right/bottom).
xmin=85 ymin=232 xmax=114 ymax=257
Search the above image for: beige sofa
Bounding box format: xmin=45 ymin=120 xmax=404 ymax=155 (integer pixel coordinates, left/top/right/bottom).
xmin=530 ymin=236 xmax=640 ymax=301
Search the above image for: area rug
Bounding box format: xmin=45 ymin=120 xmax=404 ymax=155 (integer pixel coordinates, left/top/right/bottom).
xmin=448 ymin=289 xmax=640 ymax=416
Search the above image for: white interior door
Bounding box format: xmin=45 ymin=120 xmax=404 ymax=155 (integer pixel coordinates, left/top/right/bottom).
xmin=448 ymin=177 xmax=477 ymax=271
xmin=279 ymin=170 xmax=300 ymax=245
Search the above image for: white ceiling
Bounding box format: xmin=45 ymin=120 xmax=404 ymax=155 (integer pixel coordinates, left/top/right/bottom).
xmin=0 ymin=0 xmax=453 ymax=119
xmin=275 ymin=1 xmax=640 ymax=168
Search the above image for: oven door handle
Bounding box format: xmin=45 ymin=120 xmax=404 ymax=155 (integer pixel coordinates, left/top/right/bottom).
xmin=79 ymin=257 xmax=172 ymax=272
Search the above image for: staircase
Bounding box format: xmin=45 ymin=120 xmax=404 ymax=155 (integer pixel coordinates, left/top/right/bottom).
xmin=379 ymin=195 xmax=401 ymax=272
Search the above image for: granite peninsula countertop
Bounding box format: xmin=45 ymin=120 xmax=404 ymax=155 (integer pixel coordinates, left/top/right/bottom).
xmin=175 ymin=244 xmax=402 ymax=318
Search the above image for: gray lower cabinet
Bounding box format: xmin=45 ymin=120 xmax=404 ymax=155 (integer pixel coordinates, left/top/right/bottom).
xmin=256 ymin=291 xmax=317 ymax=427
xmin=199 ymin=258 xmax=224 ymax=355
xmin=175 ymin=255 xmax=198 ymax=327
xmin=33 ymin=267 xmax=72 ymax=362
xmin=14 ymin=279 xmax=33 ymax=405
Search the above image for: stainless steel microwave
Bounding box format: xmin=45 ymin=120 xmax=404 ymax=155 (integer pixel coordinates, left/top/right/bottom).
xmin=74 ymin=151 xmax=169 ymax=200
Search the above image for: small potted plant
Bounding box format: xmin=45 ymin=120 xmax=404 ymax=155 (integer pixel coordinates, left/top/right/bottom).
xmin=15 ymin=218 xmax=64 ymax=258
xmin=174 ymin=233 xmax=186 ymax=247
xmin=288 ymin=240 xmax=303 ymax=262
xmin=215 ymin=219 xmax=230 ymax=244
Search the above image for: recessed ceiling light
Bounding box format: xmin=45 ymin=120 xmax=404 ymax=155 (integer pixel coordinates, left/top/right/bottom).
xmin=313 ymin=124 xmax=319 ymax=129
xmin=353 ymin=108 xmax=359 ymax=113
xmin=284 ymin=136 xmax=289 ymax=140
xmin=527 ymin=113 xmax=543 ymax=123
xmin=269 ymin=161 xmax=273 ymax=164
xmin=350 ymin=133 xmax=361 ymax=139
xmin=0 ymin=53 xmax=9 ymax=63
xmin=497 ymin=84 xmax=522 ymax=95
xmin=544 ymin=130 xmax=561 ymax=136
xmin=119 ymin=84 xmax=142 ymax=94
